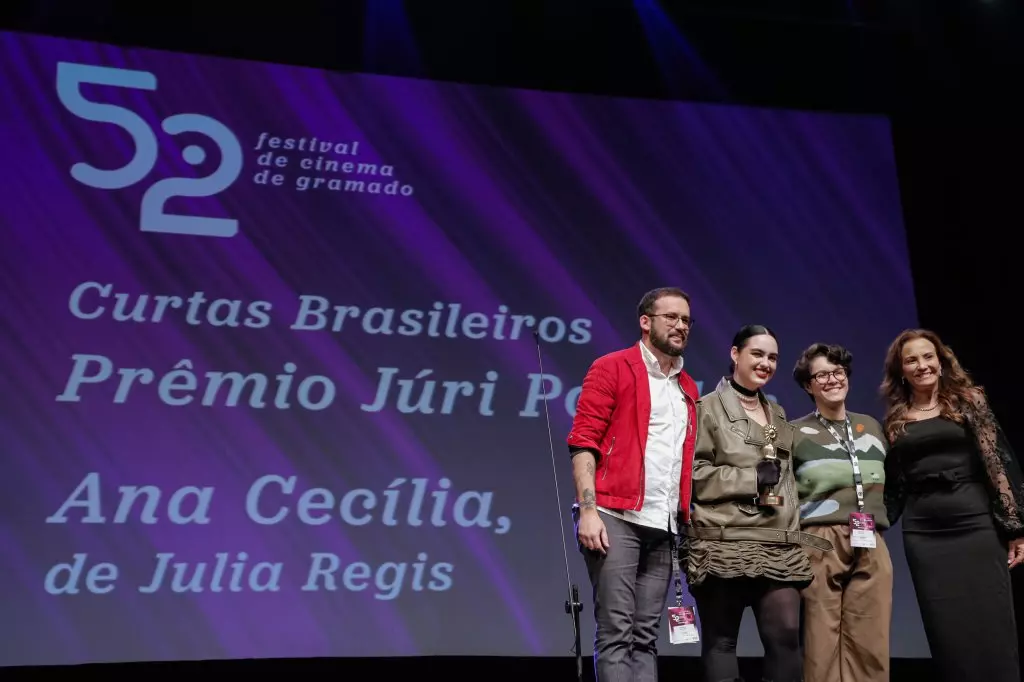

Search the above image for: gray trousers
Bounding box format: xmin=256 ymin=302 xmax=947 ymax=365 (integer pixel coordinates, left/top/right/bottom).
xmin=578 ymin=510 xmax=674 ymax=682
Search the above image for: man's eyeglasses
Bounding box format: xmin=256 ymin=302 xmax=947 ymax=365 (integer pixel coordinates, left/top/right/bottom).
xmin=649 ymin=314 xmax=694 ymax=329
xmin=812 ymin=368 xmax=847 ymax=384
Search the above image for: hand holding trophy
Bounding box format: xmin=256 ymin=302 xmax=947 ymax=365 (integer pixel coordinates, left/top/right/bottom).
xmin=757 ymin=423 xmax=783 ymax=506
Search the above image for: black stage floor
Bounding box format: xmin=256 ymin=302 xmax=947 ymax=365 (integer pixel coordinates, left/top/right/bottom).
xmin=4 ymin=655 xmax=935 ymax=680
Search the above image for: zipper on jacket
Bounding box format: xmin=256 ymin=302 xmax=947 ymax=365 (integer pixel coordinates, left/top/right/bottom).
xmin=602 ymin=437 xmax=615 ymax=479
xmin=634 ymin=452 xmax=645 ymax=510
xmin=677 ymin=391 xmax=696 ymax=515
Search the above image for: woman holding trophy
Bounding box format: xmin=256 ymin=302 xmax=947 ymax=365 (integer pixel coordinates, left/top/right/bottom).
xmin=684 ymin=324 xmax=832 ymax=682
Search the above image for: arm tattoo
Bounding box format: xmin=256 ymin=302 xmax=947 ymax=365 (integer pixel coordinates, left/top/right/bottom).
xmin=585 ymin=461 xmax=595 ymax=477
xmin=581 ymin=488 xmax=597 ymax=509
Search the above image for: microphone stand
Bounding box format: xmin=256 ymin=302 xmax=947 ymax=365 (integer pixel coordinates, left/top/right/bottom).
xmin=565 ymin=584 xmax=583 ymax=682
xmin=532 ymin=328 xmax=585 ymax=682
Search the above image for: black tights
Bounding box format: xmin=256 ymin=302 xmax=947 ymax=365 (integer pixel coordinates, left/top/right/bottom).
xmin=692 ymin=577 xmax=802 ymax=682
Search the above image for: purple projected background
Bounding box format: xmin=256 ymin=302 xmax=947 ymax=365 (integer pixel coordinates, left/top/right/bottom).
xmin=0 ymin=30 xmax=927 ymax=666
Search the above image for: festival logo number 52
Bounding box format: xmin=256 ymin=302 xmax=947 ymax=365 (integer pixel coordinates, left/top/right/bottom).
xmin=56 ymin=62 xmax=244 ymax=238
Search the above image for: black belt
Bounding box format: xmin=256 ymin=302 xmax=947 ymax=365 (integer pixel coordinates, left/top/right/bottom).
xmin=905 ymin=470 xmax=982 ymax=493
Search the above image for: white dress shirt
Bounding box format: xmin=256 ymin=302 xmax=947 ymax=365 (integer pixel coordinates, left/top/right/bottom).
xmin=598 ymin=341 xmax=688 ymax=534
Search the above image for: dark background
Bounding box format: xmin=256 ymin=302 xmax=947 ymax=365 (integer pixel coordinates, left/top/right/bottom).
xmin=2 ymin=1 xmax=1018 ymax=679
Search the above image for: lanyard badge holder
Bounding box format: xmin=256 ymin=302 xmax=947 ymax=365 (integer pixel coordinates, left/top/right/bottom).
xmin=815 ymin=412 xmax=876 ymax=549
xmin=667 ymin=534 xmax=699 ymax=644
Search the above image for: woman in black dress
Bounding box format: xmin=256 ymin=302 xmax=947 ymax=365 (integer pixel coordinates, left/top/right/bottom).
xmin=881 ymin=328 xmax=1024 ymax=682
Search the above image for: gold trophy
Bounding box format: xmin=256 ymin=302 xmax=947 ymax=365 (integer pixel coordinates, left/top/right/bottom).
xmin=758 ymin=423 xmax=783 ymax=507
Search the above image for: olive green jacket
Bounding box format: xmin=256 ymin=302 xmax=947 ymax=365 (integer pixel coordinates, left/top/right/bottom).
xmin=686 ymin=378 xmax=830 ymax=551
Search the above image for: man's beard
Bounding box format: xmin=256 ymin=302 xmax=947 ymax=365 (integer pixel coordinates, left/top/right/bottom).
xmin=651 ymin=330 xmax=684 ymax=357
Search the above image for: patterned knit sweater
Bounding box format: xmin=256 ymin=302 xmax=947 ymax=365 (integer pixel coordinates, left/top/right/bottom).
xmin=791 ymin=410 xmax=890 ymax=530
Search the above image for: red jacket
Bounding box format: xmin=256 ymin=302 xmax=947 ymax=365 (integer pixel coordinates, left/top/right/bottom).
xmin=567 ymin=344 xmax=700 ymax=522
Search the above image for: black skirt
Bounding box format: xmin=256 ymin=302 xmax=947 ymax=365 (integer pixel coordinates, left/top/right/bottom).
xmin=903 ymin=480 xmax=1018 ymax=682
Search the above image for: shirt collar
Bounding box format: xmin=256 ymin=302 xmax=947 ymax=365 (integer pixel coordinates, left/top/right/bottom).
xmin=639 ymin=341 xmax=684 ymax=378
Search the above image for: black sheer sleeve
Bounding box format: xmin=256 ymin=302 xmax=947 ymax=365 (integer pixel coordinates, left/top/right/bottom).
xmin=967 ymin=390 xmax=1024 ymax=539
xmin=883 ymin=439 xmax=906 ymax=528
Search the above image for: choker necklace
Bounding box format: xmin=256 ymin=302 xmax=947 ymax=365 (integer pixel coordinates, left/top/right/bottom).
xmin=730 ymin=379 xmax=758 ymax=397
xmin=912 ymin=402 xmax=939 ymax=412
xmin=731 ymin=380 xmax=760 ymax=411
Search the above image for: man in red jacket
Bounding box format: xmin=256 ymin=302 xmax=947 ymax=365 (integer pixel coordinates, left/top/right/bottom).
xmin=568 ymin=287 xmax=700 ymax=682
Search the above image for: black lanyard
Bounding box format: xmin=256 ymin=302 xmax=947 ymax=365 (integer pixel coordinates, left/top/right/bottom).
xmin=669 ymin=527 xmax=684 ymax=607
xmin=814 ymin=412 xmax=865 ymax=513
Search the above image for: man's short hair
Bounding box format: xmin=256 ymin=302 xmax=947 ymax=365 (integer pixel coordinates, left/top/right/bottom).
xmin=637 ymin=287 xmax=690 ymax=318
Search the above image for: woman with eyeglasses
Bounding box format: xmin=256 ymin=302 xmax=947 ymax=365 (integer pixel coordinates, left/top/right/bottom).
xmin=685 ymin=325 xmax=831 ymax=682
xmin=790 ymin=343 xmax=892 ymax=682
xmin=881 ymin=328 xmax=1024 ymax=682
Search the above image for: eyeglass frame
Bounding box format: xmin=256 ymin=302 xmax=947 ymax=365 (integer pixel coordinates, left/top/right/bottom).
xmin=811 ymin=368 xmax=848 ymax=385
xmin=647 ymin=313 xmax=695 ymax=329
